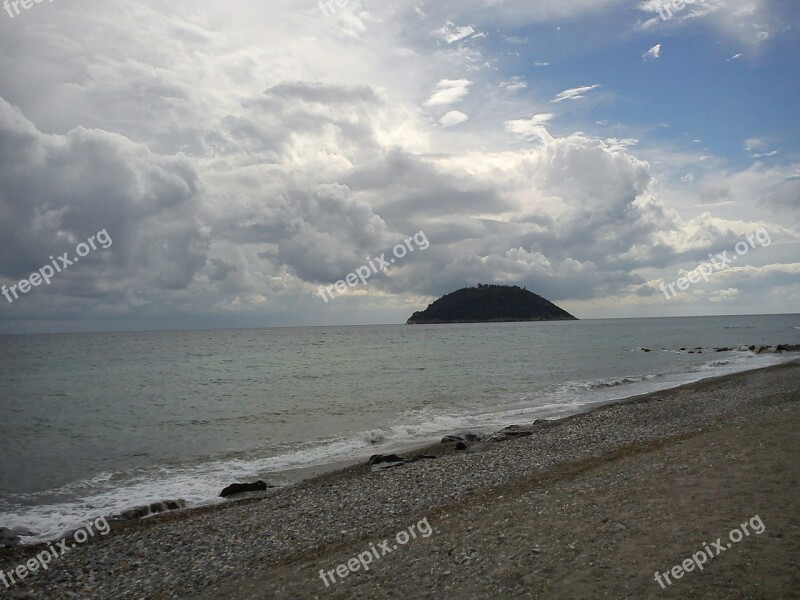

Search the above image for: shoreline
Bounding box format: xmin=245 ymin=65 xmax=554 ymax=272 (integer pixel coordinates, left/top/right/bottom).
xmin=1 ymin=359 xmax=798 ymax=598
xmin=2 ymin=357 xmax=798 ymax=555
xmin=2 ymin=347 xmax=796 ymax=550
xmin=190 ymin=350 xmax=799 ymax=489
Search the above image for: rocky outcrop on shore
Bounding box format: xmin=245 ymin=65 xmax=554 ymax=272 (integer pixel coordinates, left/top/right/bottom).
xmin=367 ymin=453 xmax=437 ymax=471
xmin=636 ymin=344 xmax=800 ymax=354
xmin=112 ymin=499 xmax=187 ymax=521
xmin=220 ymin=481 xmax=273 ymax=498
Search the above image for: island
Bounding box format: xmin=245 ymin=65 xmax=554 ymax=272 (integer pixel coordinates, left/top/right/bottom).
xmin=406 ymin=284 xmax=578 ymax=324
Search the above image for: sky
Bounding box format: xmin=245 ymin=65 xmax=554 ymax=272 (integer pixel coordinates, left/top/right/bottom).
xmin=0 ymin=0 xmax=798 ymax=334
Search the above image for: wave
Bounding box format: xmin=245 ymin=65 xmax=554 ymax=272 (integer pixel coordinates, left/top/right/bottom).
xmin=3 ymin=350 xmax=796 ymax=546
xmin=690 ymin=359 xmax=733 ymax=371
xmin=559 ymin=374 xmax=658 ymax=392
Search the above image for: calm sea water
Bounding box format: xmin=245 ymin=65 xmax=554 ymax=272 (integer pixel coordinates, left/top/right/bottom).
xmin=1 ymin=315 xmax=798 ymax=543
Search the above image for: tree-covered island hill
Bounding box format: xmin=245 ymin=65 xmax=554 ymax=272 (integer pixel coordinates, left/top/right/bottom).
xmin=407 ymin=284 xmax=578 ymax=324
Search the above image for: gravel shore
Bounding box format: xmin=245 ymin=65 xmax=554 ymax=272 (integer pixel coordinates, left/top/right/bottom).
xmin=2 ymin=360 xmax=798 ymax=599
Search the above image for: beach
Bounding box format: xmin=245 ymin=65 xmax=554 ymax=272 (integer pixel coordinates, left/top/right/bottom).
xmin=1 ymin=360 xmax=798 ymax=599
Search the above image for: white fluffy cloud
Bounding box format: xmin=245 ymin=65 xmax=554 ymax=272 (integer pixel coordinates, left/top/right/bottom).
xmin=424 ymin=79 xmax=474 ymax=106
xmin=438 ymin=111 xmax=470 ymax=127
xmin=504 ymin=113 xmax=554 ymax=140
xmin=552 ymin=84 xmax=601 ymax=102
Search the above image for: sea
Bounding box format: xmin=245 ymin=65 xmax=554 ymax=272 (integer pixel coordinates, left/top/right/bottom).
xmin=1 ymin=314 xmax=799 ymax=544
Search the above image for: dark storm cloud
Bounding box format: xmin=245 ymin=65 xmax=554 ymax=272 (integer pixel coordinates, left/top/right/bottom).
xmin=0 ymin=99 xmax=208 ymax=315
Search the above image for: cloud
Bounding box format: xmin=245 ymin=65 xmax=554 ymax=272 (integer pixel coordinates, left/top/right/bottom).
xmin=500 ymin=77 xmax=528 ymax=92
xmin=0 ymin=0 xmax=796 ymax=332
xmin=552 ymin=84 xmax=601 ymax=102
xmin=432 ymin=22 xmax=477 ymax=44
xmin=644 ymin=44 xmax=662 ymax=60
xmin=438 ymin=111 xmax=469 ymax=127
xmin=637 ymin=0 xmax=778 ymax=47
xmin=744 ymin=138 xmax=766 ymax=151
xmin=424 ymin=79 xmax=473 ymax=106
xmin=0 ymin=98 xmax=207 ymax=306
xmin=504 ymin=113 xmax=554 ymax=140
xmin=709 ymin=287 xmax=739 ymax=301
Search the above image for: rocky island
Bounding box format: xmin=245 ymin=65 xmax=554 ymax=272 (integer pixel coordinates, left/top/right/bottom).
xmin=406 ymin=284 xmax=577 ymax=324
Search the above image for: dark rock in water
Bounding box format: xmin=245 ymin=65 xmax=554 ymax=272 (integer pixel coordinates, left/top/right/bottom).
xmin=639 ymin=348 xmax=651 ymax=352
xmin=441 ymin=432 xmax=483 ymax=444
xmin=367 ymin=454 xmax=405 ymax=465
xmin=748 ymin=345 xmax=756 ymax=351
xmin=118 ymin=506 xmax=150 ymax=520
xmin=688 ymin=350 xmax=695 ymax=354
xmin=679 ymin=348 xmax=686 ymax=351
xmin=716 ymin=347 xmax=731 ymax=352
xmin=777 ymin=344 xmax=800 ymax=352
xmin=0 ymin=527 xmax=21 ymax=548
xmin=115 ymin=499 xmax=187 ymax=520
xmin=220 ymin=481 xmax=270 ymax=498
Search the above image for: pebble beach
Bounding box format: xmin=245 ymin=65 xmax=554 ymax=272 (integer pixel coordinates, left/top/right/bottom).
xmin=1 ymin=360 xmax=798 ymax=599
